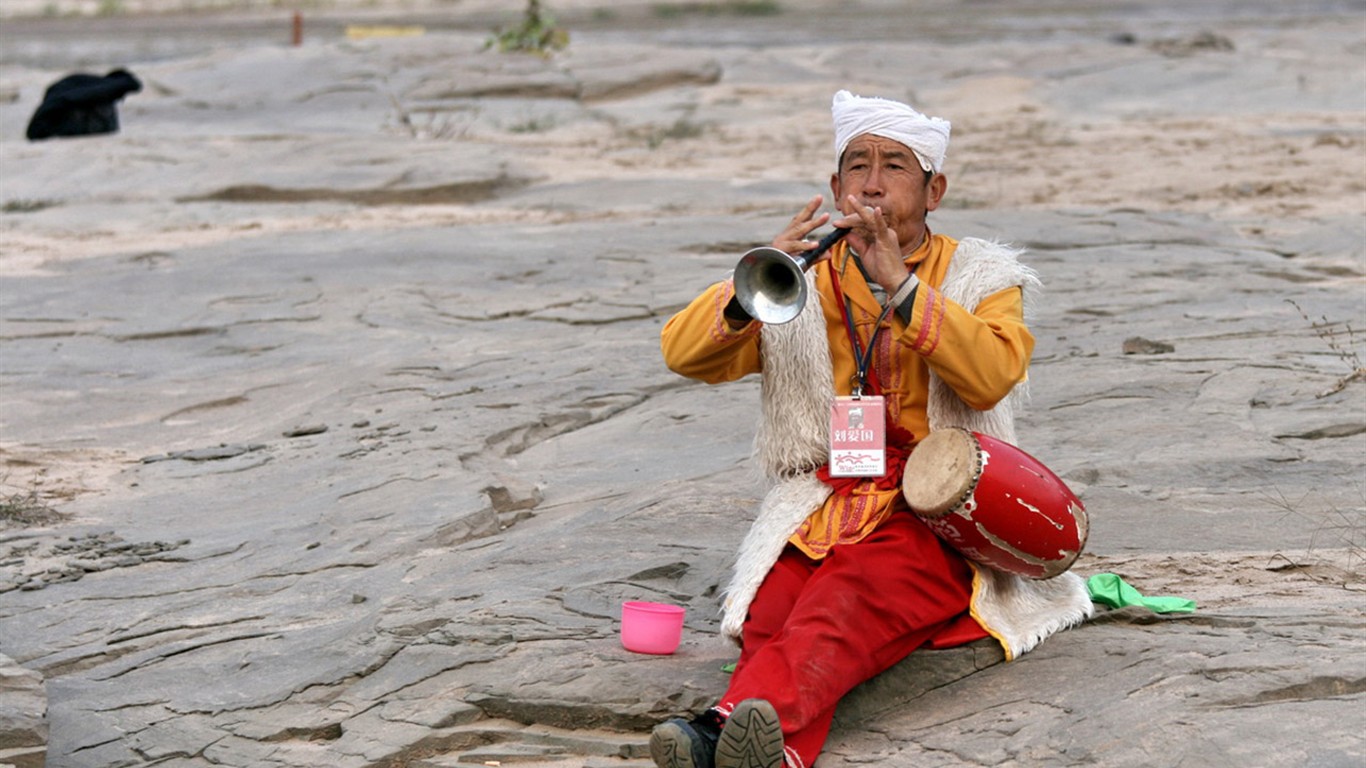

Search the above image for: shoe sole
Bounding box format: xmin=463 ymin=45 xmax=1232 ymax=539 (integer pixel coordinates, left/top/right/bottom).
xmin=650 ymin=720 xmax=706 ymax=768
xmin=715 ymin=699 xmax=784 ymax=768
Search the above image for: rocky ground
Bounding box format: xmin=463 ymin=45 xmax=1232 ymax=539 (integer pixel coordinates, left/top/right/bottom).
xmin=0 ymin=1 xmax=1363 ymax=766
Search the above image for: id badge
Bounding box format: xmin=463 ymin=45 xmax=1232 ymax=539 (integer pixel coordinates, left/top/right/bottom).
xmin=829 ymin=395 xmax=886 ymax=477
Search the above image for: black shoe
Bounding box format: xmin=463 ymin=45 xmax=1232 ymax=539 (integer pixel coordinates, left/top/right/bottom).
xmin=650 ymin=709 xmax=724 ymax=768
xmin=715 ymin=699 xmax=784 ymax=768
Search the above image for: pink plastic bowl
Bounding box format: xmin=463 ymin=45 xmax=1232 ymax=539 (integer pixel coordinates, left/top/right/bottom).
xmin=621 ymin=601 xmax=685 ymax=655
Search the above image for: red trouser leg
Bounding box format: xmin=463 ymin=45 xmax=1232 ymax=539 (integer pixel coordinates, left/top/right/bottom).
xmin=718 ymin=511 xmax=981 ymax=767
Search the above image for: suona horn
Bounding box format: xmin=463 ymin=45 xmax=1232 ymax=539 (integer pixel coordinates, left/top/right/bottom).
xmin=733 ymin=227 xmax=849 ymax=325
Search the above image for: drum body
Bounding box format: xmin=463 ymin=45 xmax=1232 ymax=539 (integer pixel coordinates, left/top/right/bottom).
xmin=901 ymin=428 xmax=1088 ymax=579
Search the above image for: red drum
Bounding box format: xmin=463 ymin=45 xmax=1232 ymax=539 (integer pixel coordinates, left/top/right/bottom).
xmin=901 ymin=428 xmax=1088 ymax=580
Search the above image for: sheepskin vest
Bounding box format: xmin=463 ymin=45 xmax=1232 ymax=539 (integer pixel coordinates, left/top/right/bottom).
xmin=721 ymin=238 xmax=1093 ymax=660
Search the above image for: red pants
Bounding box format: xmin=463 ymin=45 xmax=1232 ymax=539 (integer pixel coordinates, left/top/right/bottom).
xmin=718 ymin=511 xmax=988 ymax=768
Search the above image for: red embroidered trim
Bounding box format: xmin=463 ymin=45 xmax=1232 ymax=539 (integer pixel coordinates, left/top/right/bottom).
xmin=911 ymin=285 xmax=945 ymax=356
xmin=923 ymin=287 xmax=945 ymax=356
xmin=911 ymin=285 xmax=935 ymax=351
xmin=710 ymin=280 xmax=760 ymax=344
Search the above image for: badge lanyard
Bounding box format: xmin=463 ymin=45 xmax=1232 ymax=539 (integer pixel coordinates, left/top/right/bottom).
xmin=826 ymin=250 xmax=912 ymax=478
xmin=828 ymin=255 xmax=903 ymax=398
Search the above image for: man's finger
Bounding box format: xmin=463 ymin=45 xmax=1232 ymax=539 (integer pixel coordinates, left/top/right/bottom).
xmin=803 ymin=211 xmax=831 ymax=234
xmin=791 ymin=194 xmax=823 ymax=224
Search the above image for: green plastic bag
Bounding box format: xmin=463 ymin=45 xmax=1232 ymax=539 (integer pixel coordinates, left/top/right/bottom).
xmin=1087 ymin=573 xmax=1196 ymax=614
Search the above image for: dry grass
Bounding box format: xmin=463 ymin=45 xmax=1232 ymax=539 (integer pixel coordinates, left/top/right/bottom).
xmin=0 ymin=488 xmax=66 ymax=528
xmin=1287 ymin=299 xmax=1365 ymax=398
xmin=1264 ymin=487 xmax=1364 ymax=587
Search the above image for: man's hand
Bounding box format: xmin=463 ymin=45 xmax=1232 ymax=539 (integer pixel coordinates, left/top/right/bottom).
xmin=771 ymin=195 xmax=832 ymax=255
xmin=834 ymin=195 xmax=912 ymax=295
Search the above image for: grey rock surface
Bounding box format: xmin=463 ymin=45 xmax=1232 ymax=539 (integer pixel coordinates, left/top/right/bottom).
xmin=0 ymin=653 xmax=47 ymax=768
xmin=0 ymin=1 xmax=1362 ymax=766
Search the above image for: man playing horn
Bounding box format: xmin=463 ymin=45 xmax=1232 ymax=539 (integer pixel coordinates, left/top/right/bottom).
xmin=649 ymin=91 xmax=1093 ymax=768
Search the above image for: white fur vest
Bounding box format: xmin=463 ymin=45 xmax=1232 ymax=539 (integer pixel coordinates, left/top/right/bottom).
xmin=721 ymin=238 xmax=1093 ymax=660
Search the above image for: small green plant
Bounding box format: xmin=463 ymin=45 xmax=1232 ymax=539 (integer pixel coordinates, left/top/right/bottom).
xmin=652 ymin=0 xmax=781 ymax=18
xmin=642 ymin=116 xmax=705 ymax=149
xmin=2 ymin=199 xmax=60 ymax=214
xmin=487 ymin=0 xmax=569 ymax=56
xmin=509 ymin=115 xmax=558 ymax=133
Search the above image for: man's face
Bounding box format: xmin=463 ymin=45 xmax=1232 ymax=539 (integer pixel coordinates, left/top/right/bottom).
xmin=830 ymin=134 xmax=946 ymax=251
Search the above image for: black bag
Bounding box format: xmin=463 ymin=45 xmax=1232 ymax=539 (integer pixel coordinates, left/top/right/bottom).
xmin=26 ymin=69 xmax=142 ymax=141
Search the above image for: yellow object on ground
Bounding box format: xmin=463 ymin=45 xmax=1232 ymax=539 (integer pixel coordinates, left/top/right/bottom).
xmin=345 ymin=26 xmax=426 ymax=40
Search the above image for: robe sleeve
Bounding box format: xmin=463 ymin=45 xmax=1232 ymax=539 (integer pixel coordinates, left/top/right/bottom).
xmin=896 ymin=284 xmax=1033 ymax=410
xmin=660 ymin=279 xmax=764 ymax=384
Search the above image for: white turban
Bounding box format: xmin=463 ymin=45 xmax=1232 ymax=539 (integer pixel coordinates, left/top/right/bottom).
xmin=831 ymin=89 xmax=951 ymax=174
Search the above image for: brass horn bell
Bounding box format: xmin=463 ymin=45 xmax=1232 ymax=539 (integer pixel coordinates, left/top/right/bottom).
xmin=733 ymin=227 xmax=848 ymax=325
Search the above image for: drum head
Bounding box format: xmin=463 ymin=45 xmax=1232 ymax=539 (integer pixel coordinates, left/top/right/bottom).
xmin=902 ymin=428 xmax=980 ymax=517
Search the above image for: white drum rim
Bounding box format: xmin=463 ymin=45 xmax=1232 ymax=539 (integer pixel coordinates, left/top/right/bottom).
xmin=902 ymin=427 xmax=982 ymax=518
